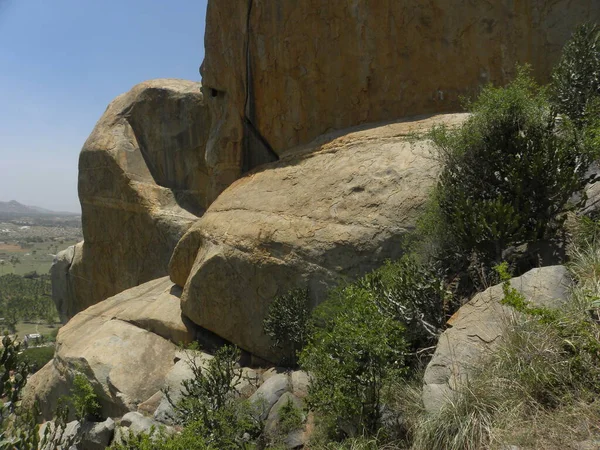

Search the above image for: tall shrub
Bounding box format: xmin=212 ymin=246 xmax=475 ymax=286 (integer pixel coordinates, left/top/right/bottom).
xmin=430 ymin=67 xmax=593 ymax=272
xmin=552 ymin=23 xmax=600 ymax=125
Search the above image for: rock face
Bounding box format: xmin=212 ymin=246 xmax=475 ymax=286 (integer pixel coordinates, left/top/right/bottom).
xmin=52 ymin=79 xmax=211 ymax=321
xmin=171 ymin=114 xmax=467 ymax=362
xmin=26 ymin=277 xmax=198 ymax=419
xmin=201 ymin=0 xmax=600 ymax=196
xmin=422 ymin=266 xmax=572 ymax=413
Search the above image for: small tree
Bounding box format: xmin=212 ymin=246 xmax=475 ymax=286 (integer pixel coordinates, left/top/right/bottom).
xmin=430 ymin=66 xmax=595 ymax=275
xmin=263 ymin=288 xmax=310 ymax=366
xmin=552 ymin=22 xmax=600 ymax=125
xmin=69 ymin=373 xmax=101 ymax=421
xmin=300 ymin=284 xmax=408 ymax=438
xmin=166 ymin=345 xmax=262 ymax=448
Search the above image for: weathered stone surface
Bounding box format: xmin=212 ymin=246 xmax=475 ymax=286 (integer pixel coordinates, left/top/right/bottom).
xmin=39 ymin=418 xmax=115 ymax=450
xmin=153 ymin=350 xmax=214 ymax=424
xmin=422 ymin=266 xmax=572 ymax=413
xmin=172 ymin=114 xmax=466 ymax=361
xmin=51 ymin=245 xmax=76 ymax=323
xmin=80 ymin=418 xmax=116 ymax=450
xmin=25 ymin=278 xmax=197 ymax=419
xmin=201 ymin=0 xmax=600 ymax=197
xmin=121 ymin=412 xmax=163 ymax=435
xmin=290 ymin=371 xmax=310 ymax=399
xmin=264 ymin=392 xmax=304 ymax=437
xmin=250 ymin=373 xmax=290 ymax=420
xmin=53 ymin=79 xmax=211 ymax=321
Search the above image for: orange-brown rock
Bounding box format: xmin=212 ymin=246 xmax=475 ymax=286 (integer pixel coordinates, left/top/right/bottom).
xmin=52 ymin=79 xmax=210 ymax=321
xmin=171 ymin=114 xmax=467 ymax=362
xmin=201 ymin=0 xmax=600 ymax=200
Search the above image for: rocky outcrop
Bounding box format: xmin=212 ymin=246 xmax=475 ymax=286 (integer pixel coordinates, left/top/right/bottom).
xmin=26 ymin=277 xmax=199 ymax=419
xmin=422 ymin=265 xmax=572 ymax=413
xmin=170 ymin=113 xmax=467 ymax=362
xmin=52 ymin=79 xmax=211 ymax=321
xmin=201 ymin=0 xmax=600 ymax=197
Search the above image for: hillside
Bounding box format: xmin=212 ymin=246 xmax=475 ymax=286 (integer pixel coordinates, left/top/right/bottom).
xmin=0 ymin=200 xmax=78 ymax=217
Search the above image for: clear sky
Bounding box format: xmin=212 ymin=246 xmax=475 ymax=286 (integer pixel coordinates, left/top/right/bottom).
xmin=0 ymin=0 xmax=207 ymax=213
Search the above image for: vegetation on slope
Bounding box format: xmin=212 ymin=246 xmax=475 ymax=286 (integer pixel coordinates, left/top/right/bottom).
xmin=5 ymin=21 xmax=600 ymax=450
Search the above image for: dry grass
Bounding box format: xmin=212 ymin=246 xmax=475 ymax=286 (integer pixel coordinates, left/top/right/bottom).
xmin=404 ymin=235 xmax=600 ymax=450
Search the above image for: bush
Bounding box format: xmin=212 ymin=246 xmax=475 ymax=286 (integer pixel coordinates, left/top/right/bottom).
xmin=263 ymin=288 xmax=310 ymax=366
xmin=69 ymin=373 xmax=101 ymax=421
xmin=299 ymin=282 xmax=408 ymax=439
xmin=429 ymin=67 xmax=594 ymax=279
xmin=166 ymin=345 xmax=262 ymax=448
xmin=19 ymin=346 xmax=54 ymax=373
xmin=358 ymin=256 xmax=449 ymax=352
xmin=552 ymin=22 xmax=600 ymax=124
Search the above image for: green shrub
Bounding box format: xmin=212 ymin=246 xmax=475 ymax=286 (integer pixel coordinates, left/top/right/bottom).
xmin=69 ymin=373 xmax=101 ymax=421
xmin=0 ymin=333 xmax=40 ymax=450
xmin=429 ymin=66 xmax=594 ymax=278
xmin=300 ymin=282 xmax=408 ymax=439
xmin=358 ymin=256 xmax=449 ymax=352
xmin=19 ymin=346 xmax=54 ymax=373
xmin=277 ymin=398 xmax=304 ymax=435
xmin=166 ymin=345 xmax=262 ymax=449
xmin=110 ymin=424 xmax=211 ymax=450
xmin=263 ymin=288 xmax=310 ymax=366
xmin=552 ymin=22 xmax=600 ymax=124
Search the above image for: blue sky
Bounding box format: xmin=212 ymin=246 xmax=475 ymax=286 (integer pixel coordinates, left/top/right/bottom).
xmin=0 ymin=0 xmax=207 ymax=212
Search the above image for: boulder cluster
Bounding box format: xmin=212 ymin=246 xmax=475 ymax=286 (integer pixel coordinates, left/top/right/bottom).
xmin=25 ymin=0 xmax=600 ymax=446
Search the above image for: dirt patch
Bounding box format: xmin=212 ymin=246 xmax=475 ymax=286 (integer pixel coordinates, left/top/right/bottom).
xmin=0 ymin=243 xmax=24 ymax=252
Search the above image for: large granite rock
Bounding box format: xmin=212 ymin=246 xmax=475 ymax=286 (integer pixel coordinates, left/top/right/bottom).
xmin=52 ymin=79 xmax=211 ymax=321
xmin=201 ymin=0 xmax=600 ymax=199
xmin=25 ymin=277 xmax=199 ymax=419
xmin=171 ymin=114 xmax=467 ymax=362
xmin=422 ymin=266 xmax=572 ymax=413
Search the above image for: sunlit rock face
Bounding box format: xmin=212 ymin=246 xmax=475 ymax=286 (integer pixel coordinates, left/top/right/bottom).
xmin=171 ymin=114 xmax=468 ymax=362
xmin=52 ymin=79 xmax=211 ymax=320
xmin=201 ymin=0 xmax=600 ymax=200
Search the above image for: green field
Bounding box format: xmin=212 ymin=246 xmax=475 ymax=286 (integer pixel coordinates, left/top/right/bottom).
xmin=0 ymin=239 xmax=80 ymax=276
xmin=14 ymin=320 xmax=61 ymax=337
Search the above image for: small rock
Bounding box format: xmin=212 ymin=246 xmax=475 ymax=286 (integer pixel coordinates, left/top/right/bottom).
xmin=236 ymin=367 xmax=261 ymax=398
xmin=121 ymin=412 xmax=161 ymax=435
xmin=79 ymin=418 xmax=115 ymax=450
xmin=250 ymin=373 xmax=290 ymax=420
xmin=138 ymin=391 xmax=163 ymax=416
xmin=262 ymin=367 xmax=287 ymax=382
xmin=290 ymin=371 xmax=310 ymax=399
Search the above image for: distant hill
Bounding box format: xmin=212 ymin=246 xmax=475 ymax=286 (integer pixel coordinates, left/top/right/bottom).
xmin=0 ymin=200 xmax=79 ymax=217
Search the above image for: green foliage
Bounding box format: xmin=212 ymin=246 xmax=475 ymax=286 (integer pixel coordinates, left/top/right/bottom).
xmin=428 ymin=67 xmax=594 ymax=281
xmin=109 ymin=424 xmax=211 ymax=450
xmin=0 ymin=334 xmax=40 ymax=450
xmin=263 ymin=288 xmax=310 ymax=366
xmin=69 ymin=373 xmax=101 ymax=421
xmin=552 ymin=23 xmax=600 ymax=124
xmin=19 ymin=346 xmax=54 ymax=373
xmin=357 ymin=256 xmax=449 ymax=352
xmin=278 ymin=398 xmax=304 ymax=435
xmin=299 ymin=281 xmax=408 ymax=439
xmin=0 ymin=274 xmax=57 ymax=330
xmin=166 ymin=345 xmax=262 ymax=449
xmin=413 ymin=251 xmax=600 ymax=450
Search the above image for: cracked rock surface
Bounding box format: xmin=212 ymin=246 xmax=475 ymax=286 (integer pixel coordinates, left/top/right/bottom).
xmin=422 ymin=265 xmax=572 ymax=413
xmin=170 ymin=114 xmax=467 ymax=362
